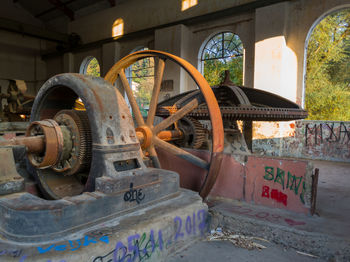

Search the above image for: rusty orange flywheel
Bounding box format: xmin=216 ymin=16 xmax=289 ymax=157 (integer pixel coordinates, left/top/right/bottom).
xmin=105 ymin=50 xmax=224 ymax=199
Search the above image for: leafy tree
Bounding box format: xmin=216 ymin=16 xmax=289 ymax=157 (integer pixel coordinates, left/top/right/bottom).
xmin=203 ymin=57 xmax=243 ymax=86
xmin=130 ymin=57 xmax=154 ymax=117
xmin=86 ymin=58 xmax=100 ymax=77
xmin=305 ymin=9 xmax=350 ymax=120
xmin=202 ymin=32 xmax=244 ymax=86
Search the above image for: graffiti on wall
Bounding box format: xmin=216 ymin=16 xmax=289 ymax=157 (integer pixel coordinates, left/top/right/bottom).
xmin=305 ymin=122 xmax=350 ymax=146
xmin=0 ymin=249 xmax=22 ymax=257
xmin=92 ymin=209 xmax=209 ymax=262
xmin=124 ymin=183 xmax=145 ymax=204
xmin=37 ymin=235 xmax=109 ymax=254
xmin=261 ymin=186 xmax=287 ymax=206
xmin=263 ymin=166 xmax=306 ymax=204
xmin=3 ymin=210 xmax=208 ymax=262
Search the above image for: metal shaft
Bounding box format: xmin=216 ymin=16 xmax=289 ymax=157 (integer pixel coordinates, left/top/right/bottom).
xmin=0 ymin=130 xmax=183 ymax=154
xmin=0 ymin=135 xmax=45 ymax=153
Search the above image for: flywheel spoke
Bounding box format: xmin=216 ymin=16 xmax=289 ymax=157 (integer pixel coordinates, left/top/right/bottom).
xmin=153 ymin=137 xmax=209 ymax=170
xmin=147 ymin=145 xmax=161 ymax=168
xmin=147 ymin=58 xmax=165 ymax=126
xmin=153 ymin=98 xmax=199 ymax=134
xmin=119 ymin=69 xmax=145 ymax=126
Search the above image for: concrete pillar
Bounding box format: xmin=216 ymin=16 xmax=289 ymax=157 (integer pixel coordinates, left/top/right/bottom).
xmin=155 ymin=24 xmax=195 ymax=100
xmin=101 ymin=42 xmax=121 ymax=76
xmin=63 ymin=52 xmax=74 ymax=73
xmin=254 ymin=2 xmax=297 ymax=102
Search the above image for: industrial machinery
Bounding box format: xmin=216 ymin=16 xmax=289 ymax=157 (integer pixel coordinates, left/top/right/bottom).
xmin=0 ymin=79 xmax=34 ymax=122
xmin=0 ymin=51 xmax=224 ymax=259
xmin=0 ymin=50 xmax=307 ymax=261
xmin=156 ymin=70 xmax=307 ymax=154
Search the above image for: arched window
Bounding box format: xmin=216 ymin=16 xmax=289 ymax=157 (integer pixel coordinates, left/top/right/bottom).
xmin=200 ymin=32 xmax=244 ymax=86
xmin=304 ymin=8 xmax=350 ymax=120
xmin=79 ymin=56 xmax=100 ymax=77
xmin=112 ymin=18 xmax=124 ymax=37
xmin=181 ymin=0 xmax=198 ymax=11
xmin=125 ymin=47 xmax=155 ymax=117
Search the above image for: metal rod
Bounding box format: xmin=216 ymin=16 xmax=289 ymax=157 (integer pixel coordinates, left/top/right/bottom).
xmin=153 ymin=98 xmax=199 ymax=134
xmin=147 ymin=58 xmax=165 ymax=127
xmin=0 ymin=135 xmax=45 ymax=153
xmin=153 ymin=136 xmax=209 ymax=170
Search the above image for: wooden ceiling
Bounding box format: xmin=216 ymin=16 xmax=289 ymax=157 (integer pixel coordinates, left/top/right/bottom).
xmin=14 ymin=0 xmax=117 ymax=21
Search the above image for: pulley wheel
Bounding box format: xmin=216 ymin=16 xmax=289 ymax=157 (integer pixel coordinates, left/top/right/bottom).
xmin=105 ymin=50 xmax=224 ymax=199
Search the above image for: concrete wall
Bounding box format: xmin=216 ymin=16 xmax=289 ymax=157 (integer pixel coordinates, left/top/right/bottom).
xmin=253 ymin=120 xmax=350 ymax=163
xmin=53 ymin=0 xmax=257 ymax=97
xmin=254 ymin=0 xmax=350 ymax=105
xmin=45 ymin=0 xmax=349 ymax=105
xmin=0 ymin=0 xmax=49 ymax=95
xmin=1 ymin=0 xmax=349 ymax=101
xmin=158 ymin=149 xmax=314 ymax=214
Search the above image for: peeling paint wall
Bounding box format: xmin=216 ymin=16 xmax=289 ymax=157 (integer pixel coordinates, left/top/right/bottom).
xmin=253 ymin=120 xmax=350 ymax=162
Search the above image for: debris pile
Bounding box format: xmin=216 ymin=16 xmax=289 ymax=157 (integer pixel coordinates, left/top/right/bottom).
xmin=207 ymin=227 xmax=268 ymax=250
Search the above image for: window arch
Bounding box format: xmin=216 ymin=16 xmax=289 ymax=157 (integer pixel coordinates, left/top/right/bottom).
xmin=79 ymin=56 xmax=100 ymax=77
xmin=199 ymin=32 xmax=244 ymax=86
xmin=112 ymin=18 xmax=124 ymax=37
xmin=304 ymin=8 xmax=350 ymax=120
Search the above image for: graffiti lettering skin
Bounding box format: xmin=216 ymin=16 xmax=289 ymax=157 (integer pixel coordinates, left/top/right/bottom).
xmin=220 ymin=205 xmax=305 ymax=227
xmin=261 ymin=186 xmax=287 ymax=206
xmin=305 ymin=122 xmax=350 ymax=146
xmin=263 ymin=166 xmax=305 ymax=204
xmin=92 ymin=209 xmax=209 ymax=262
xmin=37 ymin=235 xmax=109 ymax=254
xmin=0 ymin=249 xmax=22 ymax=257
xmin=124 ymin=183 xmax=145 ymax=204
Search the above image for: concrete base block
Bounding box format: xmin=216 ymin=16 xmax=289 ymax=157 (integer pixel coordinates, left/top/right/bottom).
xmin=0 ymin=189 xmax=208 ymax=262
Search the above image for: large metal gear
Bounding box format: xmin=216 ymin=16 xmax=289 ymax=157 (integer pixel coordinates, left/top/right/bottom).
xmin=175 ymin=117 xmax=206 ymax=149
xmin=52 ymin=110 xmax=92 ymax=176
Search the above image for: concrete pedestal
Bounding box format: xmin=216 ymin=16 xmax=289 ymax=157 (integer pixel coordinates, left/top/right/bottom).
xmin=0 ymin=189 xmax=208 ymax=262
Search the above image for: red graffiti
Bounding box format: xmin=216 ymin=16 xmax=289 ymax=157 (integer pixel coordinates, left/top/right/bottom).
xmin=284 ymin=218 xmax=306 ymax=226
xmin=261 ymin=186 xmax=288 ymax=206
xmin=262 ymin=186 xmax=269 ymax=198
xmin=220 ymin=205 xmax=305 ymax=227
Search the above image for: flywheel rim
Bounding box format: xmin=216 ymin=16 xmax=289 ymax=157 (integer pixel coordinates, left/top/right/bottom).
xmin=105 ymin=50 xmax=224 ymax=198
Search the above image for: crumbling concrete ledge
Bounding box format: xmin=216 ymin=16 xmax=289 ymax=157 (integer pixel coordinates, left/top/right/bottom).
xmin=0 ymin=189 xmax=208 ymax=262
xmin=209 ymin=199 xmax=350 ymax=262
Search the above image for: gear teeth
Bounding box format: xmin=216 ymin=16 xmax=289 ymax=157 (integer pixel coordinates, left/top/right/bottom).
xmin=176 ymin=117 xmax=206 ymax=149
xmin=53 ymin=110 xmax=92 ymax=176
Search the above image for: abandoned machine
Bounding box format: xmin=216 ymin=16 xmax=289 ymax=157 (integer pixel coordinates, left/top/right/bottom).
xmin=0 ymin=50 xmax=306 ymax=261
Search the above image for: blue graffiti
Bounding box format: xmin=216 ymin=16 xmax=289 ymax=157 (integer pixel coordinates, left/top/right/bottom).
xmin=92 ymin=209 xmax=209 ymax=262
xmin=37 ymin=235 xmax=109 ymax=254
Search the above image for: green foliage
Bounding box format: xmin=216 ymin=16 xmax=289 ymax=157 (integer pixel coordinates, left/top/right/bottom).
xmin=86 ymin=58 xmax=100 ymax=77
xmin=130 ymin=58 xmax=154 ymax=117
xmin=305 ymin=9 xmax=350 ymax=120
xmin=202 ymin=32 xmax=244 ymax=86
xmin=203 ymin=57 xmax=243 ymax=86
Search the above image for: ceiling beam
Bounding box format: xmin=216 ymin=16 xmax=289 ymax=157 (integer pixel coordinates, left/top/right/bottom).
xmin=47 ymin=0 xmax=75 ymax=21
xmin=107 ymin=0 xmax=115 ymax=7
xmin=36 ymin=0 xmax=77 ymax=18
xmin=0 ymin=17 xmax=70 ymax=43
